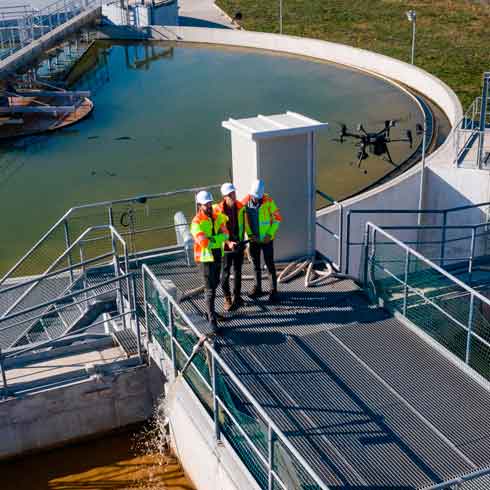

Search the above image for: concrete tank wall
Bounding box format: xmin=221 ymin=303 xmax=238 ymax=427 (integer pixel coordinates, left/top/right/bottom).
xmin=151 ymin=27 xmax=462 ymax=275
xmin=0 ymin=364 xmax=164 ymax=461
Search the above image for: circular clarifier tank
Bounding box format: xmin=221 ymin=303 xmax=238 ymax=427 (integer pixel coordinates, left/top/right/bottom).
xmin=0 ymin=40 xmax=447 ymax=272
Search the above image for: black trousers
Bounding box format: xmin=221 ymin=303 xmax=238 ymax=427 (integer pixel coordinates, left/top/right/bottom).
xmin=200 ymin=249 xmax=222 ymax=322
xmin=249 ymin=241 xmax=277 ymax=292
xmin=221 ymin=249 xmax=244 ymax=298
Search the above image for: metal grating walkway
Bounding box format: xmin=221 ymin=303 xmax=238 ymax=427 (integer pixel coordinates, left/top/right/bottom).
xmin=150 ymin=256 xmax=490 ymax=490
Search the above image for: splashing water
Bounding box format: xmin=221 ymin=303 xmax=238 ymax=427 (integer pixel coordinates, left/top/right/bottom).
xmin=130 ymin=377 xmax=191 ymax=489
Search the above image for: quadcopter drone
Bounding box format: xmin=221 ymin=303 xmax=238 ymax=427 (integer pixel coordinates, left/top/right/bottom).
xmin=335 ymin=119 xmax=420 ymax=174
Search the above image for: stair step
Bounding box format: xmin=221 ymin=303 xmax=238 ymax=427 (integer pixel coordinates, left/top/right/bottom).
xmin=58 ymin=302 xmax=84 ymax=329
xmin=113 ymin=328 xmax=138 ymax=357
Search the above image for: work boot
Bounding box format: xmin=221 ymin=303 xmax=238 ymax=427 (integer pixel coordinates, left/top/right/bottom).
xmin=232 ymin=295 xmax=245 ymax=310
xmin=268 ymin=289 xmax=279 ymax=304
xmin=223 ymin=295 xmax=233 ymax=311
xmin=248 ymin=285 xmax=263 ymax=299
xmin=208 ymin=319 xmax=219 ymax=335
xmin=223 ymin=295 xmax=233 ymax=312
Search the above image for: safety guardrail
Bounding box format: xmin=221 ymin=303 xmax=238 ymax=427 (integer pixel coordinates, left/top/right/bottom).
xmin=345 ymin=200 xmax=490 ymax=276
xmin=316 ymin=189 xmax=342 ymax=271
xmin=421 ymin=467 xmax=490 ymax=489
xmin=142 ymin=263 xmax=330 ymax=490
xmin=0 ymin=272 xmax=140 ymax=395
xmin=0 ymin=185 xmax=220 ymax=285
xmin=364 ymin=222 xmax=490 ymax=382
xmin=372 ymin=222 xmax=490 ymax=284
xmin=0 ymin=0 xmax=102 ymax=61
xmin=0 ymin=224 xmax=145 ymax=361
xmin=452 ymin=73 xmax=490 ymax=169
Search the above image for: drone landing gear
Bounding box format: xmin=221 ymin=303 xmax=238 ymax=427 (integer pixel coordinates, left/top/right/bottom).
xmin=278 ymin=256 xmax=334 ymax=287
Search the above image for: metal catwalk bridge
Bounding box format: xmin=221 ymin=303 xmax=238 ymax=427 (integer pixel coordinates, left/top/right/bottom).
xmin=1 ymin=190 xmax=490 ymax=489
xmin=143 ymin=255 xmax=490 ymax=490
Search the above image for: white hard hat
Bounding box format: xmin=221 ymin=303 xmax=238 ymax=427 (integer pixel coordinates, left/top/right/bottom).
xmin=250 ymin=179 xmax=265 ymax=199
xmin=220 ymin=182 xmax=236 ymax=196
xmin=196 ymin=190 xmax=213 ymax=205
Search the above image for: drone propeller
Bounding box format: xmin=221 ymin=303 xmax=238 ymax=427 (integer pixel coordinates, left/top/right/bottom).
xmin=368 ymin=114 xmax=412 ymax=126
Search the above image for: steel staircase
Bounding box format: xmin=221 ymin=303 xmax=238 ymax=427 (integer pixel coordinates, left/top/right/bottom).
xmin=0 ymin=226 xmax=130 ymax=351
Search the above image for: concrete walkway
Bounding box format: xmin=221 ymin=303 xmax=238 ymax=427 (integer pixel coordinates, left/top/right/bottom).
xmin=178 ymin=0 xmax=237 ymax=29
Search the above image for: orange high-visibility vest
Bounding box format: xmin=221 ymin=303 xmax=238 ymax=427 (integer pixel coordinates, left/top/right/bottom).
xmin=190 ymin=208 xmax=229 ymax=263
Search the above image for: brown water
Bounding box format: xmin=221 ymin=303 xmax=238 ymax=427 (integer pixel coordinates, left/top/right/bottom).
xmin=0 ymin=429 xmax=195 ymax=490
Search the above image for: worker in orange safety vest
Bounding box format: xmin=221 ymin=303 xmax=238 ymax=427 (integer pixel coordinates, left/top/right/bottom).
xmin=190 ymin=190 xmax=229 ymax=332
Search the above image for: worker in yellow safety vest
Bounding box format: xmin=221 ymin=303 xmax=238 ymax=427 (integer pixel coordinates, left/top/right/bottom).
xmin=190 ymin=190 xmax=229 ymax=332
xmin=215 ymin=182 xmax=247 ymax=312
xmin=242 ymin=179 xmax=282 ymax=303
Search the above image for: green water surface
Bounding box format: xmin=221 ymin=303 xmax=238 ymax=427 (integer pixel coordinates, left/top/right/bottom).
xmin=0 ymin=41 xmax=424 ymax=272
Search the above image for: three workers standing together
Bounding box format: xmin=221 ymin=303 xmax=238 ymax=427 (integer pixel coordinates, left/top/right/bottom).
xmin=191 ymin=179 xmax=282 ymax=333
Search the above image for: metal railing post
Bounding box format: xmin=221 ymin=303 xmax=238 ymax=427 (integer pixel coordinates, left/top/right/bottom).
xmin=268 ymin=424 xmax=274 ymax=490
xmin=131 ymin=273 xmax=143 ymax=363
xmin=108 ymin=205 xmax=114 ymax=227
xmin=468 ymin=227 xmax=476 ymax=285
xmin=142 ymin=269 xmax=151 ymax=349
xmin=338 ymin=203 xmax=343 ymax=272
xmin=346 ymin=211 xmax=351 ymax=275
xmin=466 ymin=293 xmax=475 ymax=365
xmin=211 ymin=352 xmax=221 ymax=441
xmin=111 ymin=230 xmax=127 ymax=330
xmin=63 ymin=219 xmax=74 ymax=282
xmin=168 ymin=299 xmax=177 ymax=377
xmin=440 ymin=211 xmax=447 ymax=267
xmin=477 ymin=73 xmax=489 ymax=169
xmin=363 ymin=223 xmax=370 ymax=288
xmin=403 ymin=249 xmax=410 ymax=316
xmin=0 ymin=348 xmax=8 ymax=392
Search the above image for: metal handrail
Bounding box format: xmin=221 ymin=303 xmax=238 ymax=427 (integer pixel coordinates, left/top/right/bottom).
xmin=345 ymin=201 xmax=490 ymax=274
xmin=4 ymin=309 xmax=133 ymax=360
xmin=421 ymin=466 xmax=490 ymax=490
xmin=0 ymin=272 xmax=128 ymax=327
xmin=365 ymin=222 xmax=490 ymax=310
xmin=0 ymin=185 xmax=219 ymax=286
xmin=0 ymin=225 xmax=121 ymax=319
xmin=316 ymin=189 xmax=343 ymax=270
xmin=0 ymin=224 xmax=128 ymax=350
xmin=142 ymin=264 xmax=331 ymax=490
xmin=365 ymin=222 xmax=490 ymax=368
xmin=0 ymin=251 xmax=113 ymax=296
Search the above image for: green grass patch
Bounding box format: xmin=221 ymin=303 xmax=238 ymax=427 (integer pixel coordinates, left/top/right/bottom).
xmin=216 ymin=0 xmax=490 ymax=108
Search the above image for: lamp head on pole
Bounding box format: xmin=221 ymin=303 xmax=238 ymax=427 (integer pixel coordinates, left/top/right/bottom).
xmin=406 ymin=9 xmax=416 ymax=22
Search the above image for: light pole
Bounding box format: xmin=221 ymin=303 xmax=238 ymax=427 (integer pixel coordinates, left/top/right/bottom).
xmin=417 ymin=118 xmax=427 ymax=226
xmin=406 ymin=9 xmax=416 ymax=65
xmin=279 ymin=0 xmax=283 ymax=34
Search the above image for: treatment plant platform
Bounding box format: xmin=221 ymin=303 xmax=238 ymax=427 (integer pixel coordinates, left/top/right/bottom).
xmin=2 ymin=2 xmax=490 ymax=488
xmin=141 ymin=254 xmax=490 ymax=490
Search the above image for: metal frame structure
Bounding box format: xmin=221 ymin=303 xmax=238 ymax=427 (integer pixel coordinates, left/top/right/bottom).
xmin=364 ymin=221 xmax=490 ymax=371
xmin=452 ymin=72 xmax=490 ymax=169
xmin=0 ymin=185 xmax=220 ymax=286
xmin=0 ymin=223 xmax=146 ymax=394
xmin=142 ymin=263 xmax=331 ymax=490
xmin=344 ymin=200 xmax=490 ymax=275
xmin=316 ymin=189 xmax=343 ymax=270
xmin=0 ymin=0 xmax=102 ymax=62
xmin=364 ymin=222 xmax=490 ymax=488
